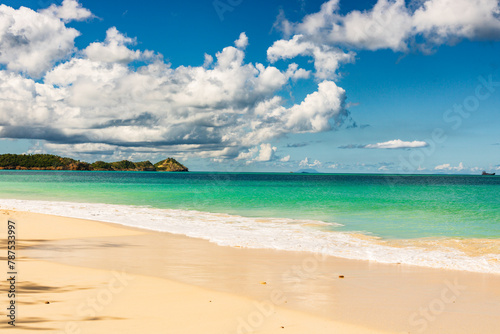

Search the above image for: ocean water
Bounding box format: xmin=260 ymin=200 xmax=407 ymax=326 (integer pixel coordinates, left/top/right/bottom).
xmin=1 ymin=171 xmax=499 ymax=273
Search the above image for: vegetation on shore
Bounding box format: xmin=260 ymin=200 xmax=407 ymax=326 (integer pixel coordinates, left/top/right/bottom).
xmin=0 ymin=154 xmax=188 ymax=172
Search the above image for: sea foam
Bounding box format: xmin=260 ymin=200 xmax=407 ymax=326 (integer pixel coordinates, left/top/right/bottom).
xmin=2 ymin=199 xmax=499 ymax=274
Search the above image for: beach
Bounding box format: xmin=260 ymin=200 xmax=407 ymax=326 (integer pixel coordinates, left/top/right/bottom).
xmin=2 ymin=209 xmax=499 ymax=333
xmin=1 ymin=0 xmax=500 ymax=332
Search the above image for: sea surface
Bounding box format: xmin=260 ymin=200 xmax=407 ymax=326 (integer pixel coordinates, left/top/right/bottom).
xmin=1 ymin=171 xmax=499 ymax=273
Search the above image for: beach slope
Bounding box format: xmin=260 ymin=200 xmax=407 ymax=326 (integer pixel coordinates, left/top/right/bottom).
xmin=0 ymin=210 xmax=385 ymax=333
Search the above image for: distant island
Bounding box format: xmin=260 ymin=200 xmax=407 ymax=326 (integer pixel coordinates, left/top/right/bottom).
xmin=296 ymin=168 xmax=320 ymax=174
xmin=0 ymin=154 xmax=188 ymax=172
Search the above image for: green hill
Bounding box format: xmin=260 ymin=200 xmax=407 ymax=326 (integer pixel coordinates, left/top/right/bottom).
xmin=0 ymin=154 xmax=90 ymax=170
xmin=0 ymin=154 xmax=188 ymax=172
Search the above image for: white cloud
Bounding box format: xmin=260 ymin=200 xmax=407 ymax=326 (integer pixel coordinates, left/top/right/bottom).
xmin=435 ymin=164 xmax=451 ymax=170
xmin=25 ymin=141 xmax=46 ymax=155
xmin=85 ymin=27 xmax=151 ymax=63
xmin=299 ymin=157 xmax=322 ymax=168
xmin=1 ymin=41 xmax=343 ymax=161
xmin=339 ymin=139 xmax=429 ymax=149
xmin=43 ymin=142 xmax=176 ymax=163
xmin=203 ymin=53 xmax=214 ymax=67
xmin=271 ymin=0 xmax=500 ymax=66
xmin=268 ymin=34 xmax=311 ymax=61
xmin=285 ymin=63 xmax=311 ymax=80
xmin=235 ymin=147 xmax=259 ymax=161
xmin=413 ymin=0 xmax=500 ymax=44
xmin=255 ymin=143 xmax=277 ymax=162
xmin=434 ymin=162 xmax=465 ymax=171
xmin=0 ymin=1 xmax=427 ymax=165
xmin=299 ymin=0 xmax=412 ymax=51
xmin=235 ymin=32 xmax=249 ymax=49
xmin=238 ymin=79 xmax=347 ymax=148
xmin=0 ymin=2 xmax=86 ymax=77
xmin=0 ymin=6 xmax=350 ymax=163
xmin=235 ymin=143 xmax=280 ymax=163
xmin=41 ymin=0 xmax=93 ymax=23
xmin=286 ymin=80 xmax=346 ymax=132
xmin=365 ymin=139 xmax=429 ymax=149
xmin=267 ymin=34 xmax=355 ymax=79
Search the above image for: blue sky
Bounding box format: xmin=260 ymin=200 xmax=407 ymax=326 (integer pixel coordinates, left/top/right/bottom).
xmin=0 ymin=0 xmax=499 ymax=173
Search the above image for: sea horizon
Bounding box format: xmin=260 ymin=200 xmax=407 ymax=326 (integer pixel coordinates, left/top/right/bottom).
xmin=1 ymin=168 xmax=495 ymax=176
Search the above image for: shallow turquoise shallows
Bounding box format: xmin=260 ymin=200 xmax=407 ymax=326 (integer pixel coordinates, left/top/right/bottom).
xmin=0 ymin=171 xmax=499 ymax=240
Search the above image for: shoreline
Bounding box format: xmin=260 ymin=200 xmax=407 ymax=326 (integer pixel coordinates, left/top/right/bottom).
xmin=1 ymin=198 xmax=500 ymax=275
xmin=1 ymin=210 xmax=499 ymax=333
xmin=1 ymin=210 xmax=385 ymax=333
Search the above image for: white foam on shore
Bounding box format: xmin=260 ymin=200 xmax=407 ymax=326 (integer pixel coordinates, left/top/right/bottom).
xmin=2 ymin=199 xmax=500 ymax=274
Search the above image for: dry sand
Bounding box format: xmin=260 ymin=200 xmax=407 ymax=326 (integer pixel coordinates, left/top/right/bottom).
xmin=0 ymin=210 xmax=499 ymax=333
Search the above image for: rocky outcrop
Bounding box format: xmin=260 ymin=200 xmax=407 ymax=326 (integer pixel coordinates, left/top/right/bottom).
xmin=154 ymin=158 xmax=188 ymax=172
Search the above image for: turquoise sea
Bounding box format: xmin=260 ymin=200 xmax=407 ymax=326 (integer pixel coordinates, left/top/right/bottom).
xmin=1 ymin=171 xmax=499 ymax=273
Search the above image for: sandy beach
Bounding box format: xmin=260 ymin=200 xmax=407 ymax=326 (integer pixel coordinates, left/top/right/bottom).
xmin=1 ymin=209 xmax=499 ymax=333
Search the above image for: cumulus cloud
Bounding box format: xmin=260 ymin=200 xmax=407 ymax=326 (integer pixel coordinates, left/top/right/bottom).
xmin=267 ymin=34 xmax=355 ymax=79
xmin=25 ymin=141 xmax=46 ymax=155
xmin=280 ymin=155 xmax=291 ymax=162
xmin=255 ymin=143 xmax=277 ymax=162
xmin=41 ymin=0 xmax=93 ymax=23
xmin=235 ymin=143 xmax=288 ymax=163
xmin=0 ymin=2 xmax=86 ymax=77
xmin=365 ymin=139 xmax=429 ymax=149
xmin=286 ymin=80 xmax=347 ymax=131
xmin=269 ymin=0 xmax=500 ymax=78
xmin=277 ymin=0 xmax=500 ymax=51
xmin=240 ymin=80 xmax=347 ymax=148
xmin=285 ymin=63 xmax=311 ymax=80
xmin=339 ymin=139 xmax=428 ymax=149
xmin=434 ymin=162 xmax=465 ymax=171
xmin=85 ymin=27 xmax=152 ymax=63
xmin=299 ymin=157 xmax=322 ymax=168
xmin=235 ymin=32 xmax=249 ymax=49
xmin=0 ymin=1 xmax=350 ymax=163
xmin=8 ymin=0 xmax=496 ymax=165
xmin=412 ymin=0 xmax=500 ymax=44
xmin=42 ymin=142 xmax=174 ymax=162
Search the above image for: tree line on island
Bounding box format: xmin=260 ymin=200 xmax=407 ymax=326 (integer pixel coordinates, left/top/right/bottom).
xmin=0 ymin=154 xmax=188 ymax=172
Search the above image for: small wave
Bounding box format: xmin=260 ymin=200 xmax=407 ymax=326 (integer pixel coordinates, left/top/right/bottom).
xmin=2 ymin=199 xmax=499 ymax=274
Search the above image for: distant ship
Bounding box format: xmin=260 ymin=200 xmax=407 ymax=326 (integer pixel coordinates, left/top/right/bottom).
xmin=482 ymin=171 xmax=496 ymax=176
